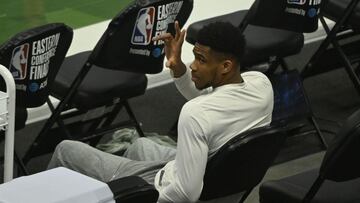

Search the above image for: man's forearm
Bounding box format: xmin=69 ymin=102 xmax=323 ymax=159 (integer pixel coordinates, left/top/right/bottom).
xmin=171 ymin=61 xmax=187 ymax=78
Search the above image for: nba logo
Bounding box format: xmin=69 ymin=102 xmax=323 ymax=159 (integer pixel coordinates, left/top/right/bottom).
xmin=131 ymin=7 xmax=155 ymax=45
xmin=9 ymin=43 xmax=29 ymax=80
xmin=287 ymin=0 xmax=307 ymax=5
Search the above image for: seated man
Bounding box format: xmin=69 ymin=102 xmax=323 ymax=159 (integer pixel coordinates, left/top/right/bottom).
xmin=48 ymin=21 xmax=274 ymax=202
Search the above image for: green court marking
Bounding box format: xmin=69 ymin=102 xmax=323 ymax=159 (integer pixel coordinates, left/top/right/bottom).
xmin=0 ymin=0 xmax=133 ymax=43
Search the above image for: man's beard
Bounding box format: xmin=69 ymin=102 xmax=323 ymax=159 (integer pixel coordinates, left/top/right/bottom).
xmin=195 ymin=81 xmax=211 ymax=90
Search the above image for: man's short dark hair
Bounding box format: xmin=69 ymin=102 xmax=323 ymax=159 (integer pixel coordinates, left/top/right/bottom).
xmin=196 ymin=21 xmax=245 ymax=61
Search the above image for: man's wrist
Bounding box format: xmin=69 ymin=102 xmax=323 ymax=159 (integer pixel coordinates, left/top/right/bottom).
xmin=170 ymin=62 xmax=187 ymax=78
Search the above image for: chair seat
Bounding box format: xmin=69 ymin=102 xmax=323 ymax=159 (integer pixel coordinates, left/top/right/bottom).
xmin=186 ymin=10 xmax=304 ymax=67
xmin=51 ymin=51 xmax=148 ymax=110
xmin=323 ymin=0 xmax=360 ymax=29
xmin=259 ymin=169 xmax=360 ymax=203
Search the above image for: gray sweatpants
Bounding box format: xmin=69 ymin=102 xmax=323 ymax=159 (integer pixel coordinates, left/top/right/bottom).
xmin=47 ymin=137 xmax=177 ymax=184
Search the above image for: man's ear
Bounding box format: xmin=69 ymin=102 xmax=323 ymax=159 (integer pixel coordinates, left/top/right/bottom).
xmin=221 ymin=60 xmax=233 ymax=74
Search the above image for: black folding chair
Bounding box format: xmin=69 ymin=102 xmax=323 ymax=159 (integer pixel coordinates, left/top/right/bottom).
xmin=301 ymin=0 xmax=360 ymax=95
xmin=185 ymin=0 xmax=323 ymax=73
xmin=21 ymin=0 xmax=193 ymax=165
xmin=259 ymin=108 xmax=360 ymax=203
xmin=106 ymin=125 xmax=287 ymax=203
xmin=0 ymin=23 xmax=73 ymax=176
xmin=199 ymin=125 xmax=287 ymax=203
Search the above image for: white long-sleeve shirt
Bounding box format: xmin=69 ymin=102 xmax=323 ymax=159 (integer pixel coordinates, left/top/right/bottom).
xmin=155 ymin=68 xmax=274 ymax=203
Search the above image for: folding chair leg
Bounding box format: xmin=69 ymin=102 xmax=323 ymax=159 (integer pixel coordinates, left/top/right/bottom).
xmin=309 ymin=116 xmax=328 ymax=149
xmin=123 ymin=100 xmax=145 ymax=137
xmin=85 ymin=116 xmax=110 ymax=147
xmin=22 ymin=62 xmax=93 ymax=165
xmin=86 ymin=105 xmax=124 ymax=146
xmin=355 ymin=62 xmax=360 ymax=76
xmin=238 ymin=188 xmax=253 ymax=203
xmin=318 ymin=17 xmax=360 ymax=94
xmin=14 ymin=151 xmax=28 ymax=176
xmin=46 ymin=98 xmax=74 ymax=139
xmin=302 ymin=176 xmax=324 ymax=203
xmin=302 ymin=0 xmax=360 ymax=80
xmin=334 ymin=43 xmax=360 ymax=93
xmin=99 ymin=103 xmax=124 ymax=128
xmin=301 ymin=28 xmax=338 ymax=77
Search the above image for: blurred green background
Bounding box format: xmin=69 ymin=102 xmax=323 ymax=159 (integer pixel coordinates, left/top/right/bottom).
xmin=0 ymin=0 xmax=133 ymax=43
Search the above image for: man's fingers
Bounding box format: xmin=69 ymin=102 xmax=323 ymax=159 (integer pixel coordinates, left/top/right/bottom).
xmin=153 ymin=21 xmax=184 ymax=43
xmin=152 ymin=33 xmax=173 ymax=42
xmin=174 ymin=21 xmax=181 ymax=41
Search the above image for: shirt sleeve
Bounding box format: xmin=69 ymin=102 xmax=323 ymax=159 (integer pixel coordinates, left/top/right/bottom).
xmin=157 ymin=103 xmax=209 ymax=202
xmin=172 ymin=65 xmax=211 ymax=101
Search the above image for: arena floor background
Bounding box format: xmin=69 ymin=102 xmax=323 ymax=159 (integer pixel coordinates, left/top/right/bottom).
xmin=0 ymin=0 xmax=132 ymax=43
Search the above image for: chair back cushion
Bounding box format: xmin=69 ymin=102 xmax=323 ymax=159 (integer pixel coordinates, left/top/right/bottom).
xmin=320 ymin=108 xmax=360 ymax=182
xmin=248 ymin=0 xmax=321 ymax=33
xmin=89 ymin=0 xmax=193 ymax=74
xmin=199 ymin=125 xmax=287 ymax=200
xmin=0 ymin=23 xmax=73 ymax=107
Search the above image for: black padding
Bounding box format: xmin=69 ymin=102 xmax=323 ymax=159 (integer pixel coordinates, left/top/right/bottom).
xmin=0 ymin=23 xmax=73 ymax=107
xmin=200 ymin=125 xmax=287 ymax=201
xmin=249 ymin=0 xmax=321 ymax=33
xmin=89 ymin=0 xmax=193 ymax=74
xmin=322 ymin=0 xmax=360 ymax=29
xmin=107 ymin=176 xmax=159 ymax=203
xmin=186 ymin=10 xmax=304 ymax=67
xmin=260 ymin=169 xmax=360 ymax=203
xmin=259 ymin=108 xmax=360 ymax=203
xmin=320 ymin=108 xmax=360 ymax=181
xmin=51 ymin=51 xmax=148 ymax=110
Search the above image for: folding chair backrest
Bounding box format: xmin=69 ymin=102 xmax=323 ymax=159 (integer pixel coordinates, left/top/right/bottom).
xmin=199 ymin=125 xmax=287 ymax=201
xmin=319 ymin=108 xmax=360 ymax=182
xmin=89 ymin=0 xmax=193 ymax=74
xmin=248 ymin=0 xmax=322 ymax=33
xmin=321 ymin=0 xmax=360 ymax=29
xmin=0 ymin=23 xmax=73 ymax=108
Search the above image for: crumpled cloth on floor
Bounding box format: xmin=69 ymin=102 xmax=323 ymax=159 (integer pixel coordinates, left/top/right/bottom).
xmin=96 ymin=128 xmax=176 ymax=154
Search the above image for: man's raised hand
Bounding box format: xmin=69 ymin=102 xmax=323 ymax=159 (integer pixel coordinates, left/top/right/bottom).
xmin=152 ymin=21 xmax=186 ymax=77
